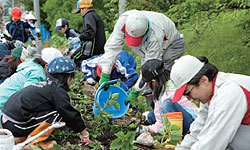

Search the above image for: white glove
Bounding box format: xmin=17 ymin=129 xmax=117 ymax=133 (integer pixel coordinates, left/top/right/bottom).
xmin=70 ymin=37 xmax=81 ymax=45
xmin=87 ymin=78 xmax=96 ymax=85
xmin=136 ymin=126 xmax=149 ymax=134
xmin=31 ymin=40 xmax=36 ymax=46
xmin=63 ymin=48 xmax=70 ymax=56
xmin=3 ymin=29 xmax=11 ymax=38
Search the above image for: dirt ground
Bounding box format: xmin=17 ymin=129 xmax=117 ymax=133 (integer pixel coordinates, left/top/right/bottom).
xmin=59 ymin=83 xmax=174 ymax=149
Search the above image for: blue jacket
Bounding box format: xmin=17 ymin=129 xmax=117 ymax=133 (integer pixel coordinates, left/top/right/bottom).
xmin=81 ymin=50 xmax=138 ymax=90
xmin=6 ymin=21 xmax=35 ymax=43
xmin=0 ymin=42 xmax=10 ymax=61
xmin=0 ymin=58 xmax=46 ymax=109
xmin=29 ymin=24 xmax=50 ymax=42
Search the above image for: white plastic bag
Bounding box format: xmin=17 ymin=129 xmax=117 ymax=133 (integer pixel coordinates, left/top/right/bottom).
xmin=134 ymin=132 xmax=154 ymax=147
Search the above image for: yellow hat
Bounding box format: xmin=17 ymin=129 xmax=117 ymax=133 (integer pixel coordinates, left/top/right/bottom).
xmin=79 ymin=0 xmax=93 ymax=8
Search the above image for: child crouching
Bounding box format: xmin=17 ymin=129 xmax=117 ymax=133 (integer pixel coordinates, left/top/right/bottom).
xmin=1 ymin=57 xmax=90 ymax=149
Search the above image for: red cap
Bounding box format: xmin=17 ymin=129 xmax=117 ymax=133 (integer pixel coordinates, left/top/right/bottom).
xmin=125 ymin=30 xmax=145 ymax=47
xmin=172 ymin=83 xmax=187 ymax=103
xmin=11 ymin=7 xmax=22 ymax=19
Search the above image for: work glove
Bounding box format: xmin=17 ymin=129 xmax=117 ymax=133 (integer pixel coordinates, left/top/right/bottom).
xmin=70 ymin=37 xmax=81 ymax=45
xmin=63 ymin=48 xmax=70 ymax=56
xmin=87 ymin=78 xmax=96 ymax=86
xmin=136 ymin=125 xmax=149 ymax=134
xmin=125 ymin=89 xmax=139 ymax=104
xmin=31 ymin=40 xmax=36 ymax=46
xmin=3 ymin=29 xmax=12 ymax=40
xmin=99 ymin=72 xmax=110 ymax=87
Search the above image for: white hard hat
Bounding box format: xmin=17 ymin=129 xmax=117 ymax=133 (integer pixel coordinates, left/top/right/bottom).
xmin=25 ymin=13 xmax=37 ymax=20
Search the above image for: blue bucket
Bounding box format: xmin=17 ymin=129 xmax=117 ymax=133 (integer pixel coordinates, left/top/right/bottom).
xmin=93 ymin=80 xmax=130 ymax=119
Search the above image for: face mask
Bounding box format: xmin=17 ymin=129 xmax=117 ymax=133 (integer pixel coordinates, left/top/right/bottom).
xmin=29 ymin=23 xmax=36 ymax=28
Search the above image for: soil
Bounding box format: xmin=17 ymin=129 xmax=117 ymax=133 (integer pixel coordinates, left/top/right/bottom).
xmin=57 ymin=83 xmax=174 ymax=149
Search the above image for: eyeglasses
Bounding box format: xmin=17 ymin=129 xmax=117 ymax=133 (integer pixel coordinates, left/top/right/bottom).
xmin=183 ymin=86 xmax=195 ymax=97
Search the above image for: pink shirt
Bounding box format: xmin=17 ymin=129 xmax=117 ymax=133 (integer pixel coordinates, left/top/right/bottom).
xmin=148 ymin=91 xmax=198 ymax=133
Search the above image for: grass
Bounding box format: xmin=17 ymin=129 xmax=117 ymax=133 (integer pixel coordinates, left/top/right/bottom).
xmin=180 ymin=9 xmax=250 ymax=75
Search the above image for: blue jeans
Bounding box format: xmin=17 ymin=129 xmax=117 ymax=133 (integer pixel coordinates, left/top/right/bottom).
xmin=147 ymin=99 xmax=194 ymax=135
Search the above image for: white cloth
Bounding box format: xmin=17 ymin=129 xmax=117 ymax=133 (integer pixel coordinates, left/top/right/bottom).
xmin=98 ymin=10 xmax=180 ymax=74
xmin=176 ymin=72 xmax=250 ymax=150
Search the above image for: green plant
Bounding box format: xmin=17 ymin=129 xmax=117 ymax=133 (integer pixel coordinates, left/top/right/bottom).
xmin=86 ymin=140 xmax=104 ymax=150
xmin=154 ymin=117 xmax=182 ymax=147
xmin=110 ymin=131 xmax=136 ymax=150
xmin=104 ymin=92 xmax=120 ymax=110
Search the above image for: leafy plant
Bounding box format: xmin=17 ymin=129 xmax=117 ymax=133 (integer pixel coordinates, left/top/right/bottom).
xmin=104 ymin=92 xmax=120 ymax=110
xmin=110 ymin=131 xmax=137 ymax=150
xmin=86 ymin=140 xmax=104 ymax=150
xmin=154 ymin=117 xmax=182 ymax=148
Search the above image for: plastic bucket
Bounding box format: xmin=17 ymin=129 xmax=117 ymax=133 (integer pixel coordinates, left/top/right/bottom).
xmin=164 ymin=112 xmax=183 ymax=134
xmin=93 ymin=80 xmax=130 ymax=119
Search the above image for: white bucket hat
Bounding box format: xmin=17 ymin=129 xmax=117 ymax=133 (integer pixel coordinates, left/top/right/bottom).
xmin=41 ymin=48 xmax=63 ymax=64
xmin=170 ymin=55 xmax=204 ymax=103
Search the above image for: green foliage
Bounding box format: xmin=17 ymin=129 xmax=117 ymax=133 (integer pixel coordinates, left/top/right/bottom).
xmin=126 ymin=0 xmax=171 ymax=12
xmin=105 ymin=92 xmax=120 ymax=110
xmin=42 ymin=0 xmax=118 ymax=34
xmin=167 ymin=0 xmax=222 ymax=26
xmin=46 ymin=34 xmax=68 ymax=49
xmin=86 ymin=141 xmax=104 ymax=150
xmin=226 ymin=0 xmax=250 ymax=8
xmin=154 ymin=117 xmax=182 ymax=147
xmin=42 ymin=0 xmax=82 ymax=32
xmin=181 ymin=9 xmax=250 ymax=74
xmin=110 ymin=131 xmax=136 ymax=150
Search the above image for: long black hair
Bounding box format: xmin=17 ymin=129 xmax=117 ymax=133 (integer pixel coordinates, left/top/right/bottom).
xmin=149 ymin=70 xmax=170 ymax=100
xmin=188 ymin=56 xmax=219 ymax=86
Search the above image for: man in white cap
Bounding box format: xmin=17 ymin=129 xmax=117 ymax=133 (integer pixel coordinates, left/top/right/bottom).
xmin=170 ymin=55 xmax=250 ymax=150
xmin=98 ymin=10 xmax=185 ymax=101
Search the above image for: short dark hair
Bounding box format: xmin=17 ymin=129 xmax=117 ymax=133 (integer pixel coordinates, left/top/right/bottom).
xmin=4 ymin=55 xmax=22 ymax=74
xmin=188 ymin=56 xmax=219 ymax=86
xmin=50 ymin=73 xmax=75 ymax=91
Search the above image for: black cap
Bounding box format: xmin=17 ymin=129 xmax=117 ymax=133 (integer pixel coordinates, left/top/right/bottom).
xmin=139 ymin=59 xmax=165 ymax=88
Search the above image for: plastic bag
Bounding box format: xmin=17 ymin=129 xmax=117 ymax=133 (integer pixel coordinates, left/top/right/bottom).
xmin=134 ymin=132 xmax=154 ymax=147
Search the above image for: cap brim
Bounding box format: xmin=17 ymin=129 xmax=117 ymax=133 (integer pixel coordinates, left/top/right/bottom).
xmin=72 ymin=9 xmax=80 ymax=14
xmin=172 ymin=83 xmax=187 ymax=103
xmin=139 ymin=79 xmax=146 ymax=89
xmin=125 ymin=31 xmax=144 ymax=47
xmin=54 ymin=26 xmax=61 ymax=30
